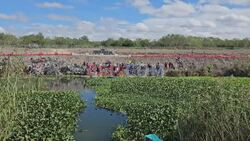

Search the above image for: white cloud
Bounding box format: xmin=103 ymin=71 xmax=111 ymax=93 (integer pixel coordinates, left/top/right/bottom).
xmin=0 ymin=13 xmax=15 ymax=20
xmin=184 ymin=19 xmax=216 ymax=28
xmin=76 ymin=21 xmax=96 ymax=34
xmin=105 ymin=1 xmax=130 ymax=10
xmin=37 ymin=2 xmax=74 ymax=9
xmin=129 ymin=0 xmax=155 ymax=15
xmin=218 ymin=14 xmax=250 ymax=23
xmin=23 ymin=24 xmax=75 ymax=37
xmin=99 ymin=17 xmax=129 ymax=26
xmin=47 ymin=14 xmax=78 ymax=21
xmin=4 ymin=11 xmax=250 ymax=40
xmin=198 ymin=0 xmax=250 ymax=5
xmin=223 ymin=0 xmax=250 ymax=5
xmin=0 ymin=27 xmax=6 ymax=33
xmin=198 ymin=4 xmax=229 ymax=14
xmin=3 ymin=0 xmax=250 ymax=40
xmin=217 ymin=13 xmax=250 ymax=27
xmin=136 ymin=23 xmax=149 ymax=32
xmin=0 ymin=12 xmax=28 ymax=22
xmin=127 ymin=1 xmax=250 ymax=39
xmin=155 ymin=1 xmax=195 ymax=17
xmin=130 ymin=0 xmax=195 ymax=17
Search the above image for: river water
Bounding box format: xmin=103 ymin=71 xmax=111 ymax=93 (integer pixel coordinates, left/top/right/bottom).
xmin=75 ymin=90 xmax=126 ymax=141
xmin=45 ymin=78 xmax=127 ymax=141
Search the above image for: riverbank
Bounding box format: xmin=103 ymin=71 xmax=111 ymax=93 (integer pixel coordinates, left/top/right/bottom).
xmin=1 ymin=56 xmax=250 ymax=77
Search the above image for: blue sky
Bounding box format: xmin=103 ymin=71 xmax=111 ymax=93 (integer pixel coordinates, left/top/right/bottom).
xmin=1 ymin=0 xmax=146 ymax=25
xmin=0 ymin=0 xmax=250 ymax=40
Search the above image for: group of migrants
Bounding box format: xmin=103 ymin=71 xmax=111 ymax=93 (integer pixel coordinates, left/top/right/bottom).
xmin=83 ymin=62 xmax=165 ymax=76
xmin=23 ymin=57 xmax=185 ymax=76
xmin=79 ymin=58 xmax=183 ymax=77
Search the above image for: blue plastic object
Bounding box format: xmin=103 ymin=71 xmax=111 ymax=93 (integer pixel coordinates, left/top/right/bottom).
xmin=145 ymin=134 xmax=163 ymax=141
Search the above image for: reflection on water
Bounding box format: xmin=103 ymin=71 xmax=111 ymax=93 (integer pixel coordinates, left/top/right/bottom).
xmin=45 ymin=78 xmax=127 ymax=141
xmin=75 ymin=90 xmax=127 ymax=141
xmin=46 ymin=78 xmax=87 ymax=92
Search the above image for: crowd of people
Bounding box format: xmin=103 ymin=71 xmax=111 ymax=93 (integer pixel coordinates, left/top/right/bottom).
xmin=4 ymin=56 xmax=247 ymax=77
xmin=81 ymin=59 xmax=184 ymax=77
xmin=1 ymin=57 xmax=187 ymax=76
xmin=23 ymin=57 xmax=187 ymax=76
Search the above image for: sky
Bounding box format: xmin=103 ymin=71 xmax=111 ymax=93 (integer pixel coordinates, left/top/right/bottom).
xmin=0 ymin=0 xmax=250 ymax=40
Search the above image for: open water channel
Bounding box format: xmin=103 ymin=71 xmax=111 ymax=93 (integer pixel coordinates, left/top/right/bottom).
xmin=46 ymin=78 xmax=127 ymax=141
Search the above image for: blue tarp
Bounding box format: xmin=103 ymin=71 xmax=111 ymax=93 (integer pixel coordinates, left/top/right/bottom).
xmin=145 ymin=134 xmax=163 ymax=141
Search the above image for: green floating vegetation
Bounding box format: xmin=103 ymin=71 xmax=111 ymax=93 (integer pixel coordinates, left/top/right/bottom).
xmin=90 ymin=77 xmax=250 ymax=141
xmin=0 ymin=78 xmax=84 ymax=141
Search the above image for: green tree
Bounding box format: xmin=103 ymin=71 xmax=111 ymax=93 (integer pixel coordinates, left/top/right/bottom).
xmin=135 ymin=38 xmax=150 ymax=47
xmin=20 ymin=33 xmax=45 ymax=47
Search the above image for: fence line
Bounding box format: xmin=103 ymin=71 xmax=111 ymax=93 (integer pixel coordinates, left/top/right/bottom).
xmin=0 ymin=52 xmax=248 ymax=59
xmin=0 ymin=52 xmax=73 ymax=57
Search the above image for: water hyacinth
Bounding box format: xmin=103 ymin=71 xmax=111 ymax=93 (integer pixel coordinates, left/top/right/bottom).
xmin=90 ymin=77 xmax=250 ymax=141
xmin=0 ymin=77 xmax=85 ymax=141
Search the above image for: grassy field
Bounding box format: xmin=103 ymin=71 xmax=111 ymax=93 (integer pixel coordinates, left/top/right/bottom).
xmin=0 ymin=77 xmax=84 ymax=140
xmin=89 ymin=77 xmax=250 ymax=141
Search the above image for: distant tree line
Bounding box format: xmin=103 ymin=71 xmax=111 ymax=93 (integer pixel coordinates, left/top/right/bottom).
xmin=0 ymin=33 xmax=250 ymax=49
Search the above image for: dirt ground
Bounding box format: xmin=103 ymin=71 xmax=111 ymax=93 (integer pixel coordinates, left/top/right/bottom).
xmin=1 ymin=47 xmax=250 ymax=55
xmin=0 ymin=48 xmax=250 ymax=66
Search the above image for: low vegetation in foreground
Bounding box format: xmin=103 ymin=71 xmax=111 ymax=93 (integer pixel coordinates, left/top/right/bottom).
xmin=89 ymin=77 xmax=250 ymax=141
xmin=0 ymin=77 xmax=84 ymax=140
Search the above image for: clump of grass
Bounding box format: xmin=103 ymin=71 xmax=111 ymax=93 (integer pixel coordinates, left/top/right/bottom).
xmin=0 ymin=57 xmax=26 ymax=77
xmin=0 ymin=76 xmax=84 ymax=140
xmin=7 ymin=91 xmax=84 ymax=140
